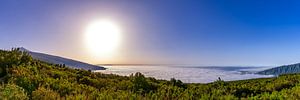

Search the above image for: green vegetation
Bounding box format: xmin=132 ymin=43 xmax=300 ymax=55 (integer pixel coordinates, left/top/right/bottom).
xmin=1 ymin=48 xmax=300 ymax=99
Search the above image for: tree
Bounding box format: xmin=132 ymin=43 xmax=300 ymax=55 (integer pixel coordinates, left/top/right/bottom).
xmin=131 ymin=72 xmax=150 ymax=93
xmin=170 ymin=78 xmax=186 ymax=88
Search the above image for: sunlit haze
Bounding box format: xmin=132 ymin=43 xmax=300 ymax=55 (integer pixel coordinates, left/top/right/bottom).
xmin=85 ymin=19 xmax=122 ymax=58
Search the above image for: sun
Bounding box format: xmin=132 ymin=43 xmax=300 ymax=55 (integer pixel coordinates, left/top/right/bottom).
xmin=85 ymin=19 xmax=121 ymax=57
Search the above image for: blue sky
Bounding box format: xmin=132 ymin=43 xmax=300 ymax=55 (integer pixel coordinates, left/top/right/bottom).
xmin=1 ymin=0 xmax=300 ymax=66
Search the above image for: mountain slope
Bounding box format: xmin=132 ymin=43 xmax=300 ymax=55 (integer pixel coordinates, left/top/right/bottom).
xmin=257 ymin=63 xmax=300 ymax=75
xmin=20 ymin=47 xmax=105 ymax=70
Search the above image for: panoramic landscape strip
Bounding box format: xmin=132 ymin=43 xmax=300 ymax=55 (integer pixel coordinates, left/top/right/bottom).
xmin=0 ymin=48 xmax=300 ymax=99
xmin=2 ymin=0 xmax=300 ymax=99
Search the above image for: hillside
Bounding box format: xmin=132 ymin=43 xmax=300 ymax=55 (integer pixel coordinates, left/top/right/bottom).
xmin=257 ymin=63 xmax=300 ymax=75
xmin=1 ymin=48 xmax=300 ymax=99
xmin=19 ymin=47 xmax=105 ymax=70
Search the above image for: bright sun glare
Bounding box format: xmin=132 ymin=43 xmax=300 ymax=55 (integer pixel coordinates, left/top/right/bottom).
xmin=85 ymin=19 xmax=121 ymax=57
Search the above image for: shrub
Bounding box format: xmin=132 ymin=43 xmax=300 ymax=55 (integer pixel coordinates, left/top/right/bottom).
xmin=0 ymin=84 xmax=28 ymax=100
xmin=32 ymin=87 xmax=60 ymax=100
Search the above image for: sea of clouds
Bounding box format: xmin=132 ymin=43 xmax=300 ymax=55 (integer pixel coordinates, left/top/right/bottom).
xmin=96 ymin=65 xmax=274 ymax=83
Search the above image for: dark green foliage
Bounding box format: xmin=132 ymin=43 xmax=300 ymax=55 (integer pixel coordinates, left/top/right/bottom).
xmin=131 ymin=72 xmax=152 ymax=93
xmin=0 ymin=48 xmax=32 ymax=77
xmin=170 ymin=78 xmax=187 ymax=88
xmin=1 ymin=48 xmax=300 ymax=99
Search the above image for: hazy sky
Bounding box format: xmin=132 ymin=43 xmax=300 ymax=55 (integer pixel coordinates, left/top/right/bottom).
xmin=1 ymin=0 xmax=300 ymax=66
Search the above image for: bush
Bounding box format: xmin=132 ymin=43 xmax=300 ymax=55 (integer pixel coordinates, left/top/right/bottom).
xmin=32 ymin=87 xmax=60 ymax=100
xmin=131 ymin=72 xmax=150 ymax=93
xmin=0 ymin=84 xmax=28 ymax=100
